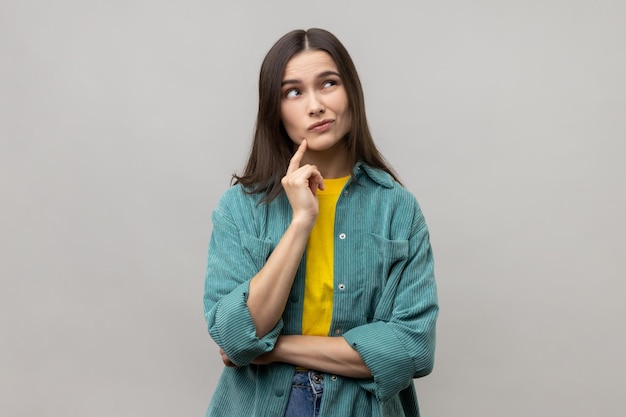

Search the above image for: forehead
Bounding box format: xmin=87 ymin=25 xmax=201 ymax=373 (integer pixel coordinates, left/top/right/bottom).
xmin=283 ymin=50 xmax=339 ymax=79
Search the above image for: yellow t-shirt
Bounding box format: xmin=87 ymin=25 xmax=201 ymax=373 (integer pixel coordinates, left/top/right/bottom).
xmin=301 ymin=175 xmax=350 ymax=336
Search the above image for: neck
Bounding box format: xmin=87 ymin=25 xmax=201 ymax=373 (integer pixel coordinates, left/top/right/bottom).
xmin=301 ymin=146 xmax=352 ymax=179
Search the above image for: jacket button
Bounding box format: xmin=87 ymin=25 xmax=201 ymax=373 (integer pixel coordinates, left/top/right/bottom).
xmin=339 ymin=233 xmax=346 ymax=239
xmin=338 ymin=283 xmax=346 ymax=290
xmin=274 ymin=388 xmax=284 ymax=397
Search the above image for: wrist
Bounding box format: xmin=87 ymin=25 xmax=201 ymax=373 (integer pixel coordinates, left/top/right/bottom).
xmin=270 ymin=336 xmax=285 ymax=363
xmin=289 ymin=216 xmax=316 ymax=232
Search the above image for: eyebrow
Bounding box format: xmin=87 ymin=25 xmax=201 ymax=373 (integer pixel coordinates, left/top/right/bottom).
xmin=281 ymin=70 xmax=342 ymax=87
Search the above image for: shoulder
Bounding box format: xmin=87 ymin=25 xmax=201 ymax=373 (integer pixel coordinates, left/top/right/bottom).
xmin=216 ymin=183 xmax=256 ymax=206
xmin=356 ymin=164 xmax=427 ymax=229
xmin=212 ymin=184 xmax=260 ymax=224
xmin=213 ymin=184 xmax=290 ymax=227
xmin=357 ymin=164 xmax=419 ymax=204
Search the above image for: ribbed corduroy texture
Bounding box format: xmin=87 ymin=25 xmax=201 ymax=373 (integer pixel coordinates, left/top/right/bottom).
xmin=204 ymin=163 xmax=438 ymax=417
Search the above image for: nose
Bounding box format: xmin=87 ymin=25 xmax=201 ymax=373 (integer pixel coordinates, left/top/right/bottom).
xmin=307 ymin=92 xmax=325 ymax=116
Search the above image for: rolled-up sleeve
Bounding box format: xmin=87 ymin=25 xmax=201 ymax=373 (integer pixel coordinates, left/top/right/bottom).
xmin=203 ymin=190 xmax=282 ymax=366
xmin=343 ymin=210 xmax=438 ymax=402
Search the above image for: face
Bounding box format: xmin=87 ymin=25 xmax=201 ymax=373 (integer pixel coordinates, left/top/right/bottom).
xmin=280 ymin=50 xmax=351 ymax=153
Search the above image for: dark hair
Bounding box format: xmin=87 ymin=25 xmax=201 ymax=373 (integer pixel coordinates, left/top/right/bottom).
xmin=233 ymin=28 xmax=400 ymax=202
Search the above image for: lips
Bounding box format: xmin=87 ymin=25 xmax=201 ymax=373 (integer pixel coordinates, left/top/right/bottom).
xmin=308 ymin=119 xmax=334 ymax=131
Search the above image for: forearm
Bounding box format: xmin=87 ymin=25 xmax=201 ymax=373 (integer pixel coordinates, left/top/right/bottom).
xmin=247 ymin=219 xmax=312 ymax=337
xmin=260 ymin=335 xmax=372 ymax=379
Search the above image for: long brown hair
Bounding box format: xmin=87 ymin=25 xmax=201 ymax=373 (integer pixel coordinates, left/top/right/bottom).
xmin=234 ymin=28 xmax=400 ymax=202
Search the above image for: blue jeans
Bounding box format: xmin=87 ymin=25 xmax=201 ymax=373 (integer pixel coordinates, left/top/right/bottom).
xmin=284 ymin=370 xmax=324 ymax=417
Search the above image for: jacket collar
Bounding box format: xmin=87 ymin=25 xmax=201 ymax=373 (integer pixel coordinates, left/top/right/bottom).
xmin=352 ymin=162 xmax=395 ymax=189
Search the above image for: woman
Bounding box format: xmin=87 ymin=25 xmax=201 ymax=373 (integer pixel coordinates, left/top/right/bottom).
xmin=204 ymin=28 xmax=438 ymax=417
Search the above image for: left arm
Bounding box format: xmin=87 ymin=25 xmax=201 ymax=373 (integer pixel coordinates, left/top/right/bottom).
xmin=340 ymin=204 xmax=438 ymax=401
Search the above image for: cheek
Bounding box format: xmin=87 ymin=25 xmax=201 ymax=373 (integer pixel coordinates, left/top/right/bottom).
xmin=333 ymin=96 xmax=351 ymax=125
xmin=341 ymin=97 xmax=352 ymax=132
xmin=332 ymin=91 xmax=350 ymax=117
xmin=280 ymin=106 xmax=301 ymax=140
xmin=340 ymin=114 xmax=352 ymax=135
xmin=279 ymin=110 xmax=292 ymax=132
xmin=280 ymin=104 xmax=298 ymax=129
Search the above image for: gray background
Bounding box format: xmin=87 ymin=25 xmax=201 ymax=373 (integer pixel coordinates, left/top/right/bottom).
xmin=1 ymin=0 xmax=624 ymax=416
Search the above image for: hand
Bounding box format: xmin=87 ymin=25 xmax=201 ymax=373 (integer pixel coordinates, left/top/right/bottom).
xmin=219 ymin=348 xmax=239 ymax=368
xmin=281 ymin=140 xmax=324 ymax=226
xmin=250 ymin=351 xmax=274 ymax=366
xmin=219 ymin=348 xmax=274 ymax=367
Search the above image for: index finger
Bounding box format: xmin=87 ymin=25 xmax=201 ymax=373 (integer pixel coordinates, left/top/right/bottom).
xmin=286 ymin=139 xmax=307 ymax=174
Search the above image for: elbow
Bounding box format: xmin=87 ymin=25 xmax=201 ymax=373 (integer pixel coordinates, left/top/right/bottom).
xmin=412 ymin=348 xmax=436 ymax=378
xmin=207 ymin=315 xmax=283 ymax=367
xmin=209 ymin=328 xmax=268 ymax=367
xmin=413 ymin=361 xmax=434 ymax=378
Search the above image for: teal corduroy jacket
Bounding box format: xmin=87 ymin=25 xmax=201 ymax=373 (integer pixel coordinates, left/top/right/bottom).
xmin=203 ymin=163 xmax=438 ymax=417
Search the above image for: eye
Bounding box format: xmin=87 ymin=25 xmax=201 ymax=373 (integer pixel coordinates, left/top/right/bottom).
xmin=322 ymin=80 xmax=337 ymax=88
xmin=285 ymin=88 xmax=301 ymax=98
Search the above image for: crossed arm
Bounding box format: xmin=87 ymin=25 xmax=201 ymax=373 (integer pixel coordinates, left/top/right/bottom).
xmin=220 ymin=335 xmax=372 ymax=378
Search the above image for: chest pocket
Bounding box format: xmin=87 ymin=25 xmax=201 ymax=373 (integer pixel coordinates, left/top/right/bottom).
xmin=240 ymin=231 xmax=276 ymax=272
xmin=366 ymin=232 xmax=409 ymax=273
xmin=361 ymin=233 xmax=409 ymax=321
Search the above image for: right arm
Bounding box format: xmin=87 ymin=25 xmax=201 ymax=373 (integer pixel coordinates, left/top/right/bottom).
xmin=247 ymin=140 xmax=322 ymax=336
xmin=204 ymin=140 xmax=323 ymax=363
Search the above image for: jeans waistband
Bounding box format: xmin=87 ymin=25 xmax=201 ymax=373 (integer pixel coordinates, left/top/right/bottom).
xmin=292 ymin=370 xmax=324 ymax=391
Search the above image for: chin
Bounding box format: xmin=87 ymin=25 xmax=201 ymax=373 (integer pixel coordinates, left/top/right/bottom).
xmin=308 ymin=138 xmax=345 ymax=152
